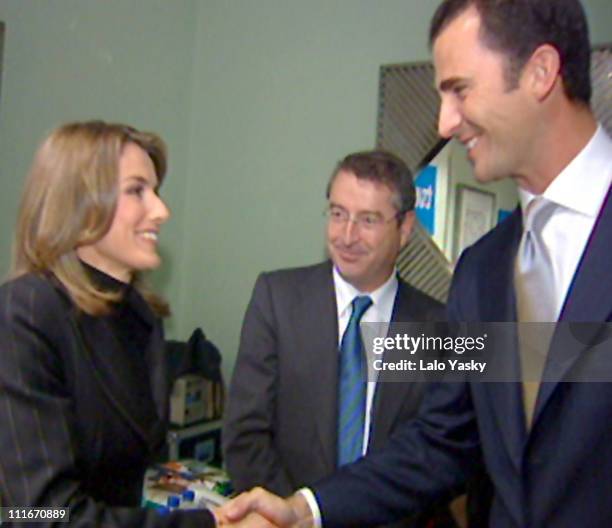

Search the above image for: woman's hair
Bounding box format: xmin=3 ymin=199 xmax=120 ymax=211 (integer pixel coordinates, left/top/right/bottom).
xmin=12 ymin=120 xmax=170 ymax=317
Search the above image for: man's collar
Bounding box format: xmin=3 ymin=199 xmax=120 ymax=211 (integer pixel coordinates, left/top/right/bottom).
xmin=332 ymin=266 xmax=398 ymax=315
xmin=519 ymin=124 xmax=612 ymax=219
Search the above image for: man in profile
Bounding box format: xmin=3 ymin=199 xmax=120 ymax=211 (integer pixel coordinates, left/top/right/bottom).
xmin=219 ymin=0 xmax=612 ymax=526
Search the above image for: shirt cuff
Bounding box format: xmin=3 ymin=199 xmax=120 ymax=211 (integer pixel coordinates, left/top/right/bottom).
xmin=296 ymin=487 xmax=322 ymax=528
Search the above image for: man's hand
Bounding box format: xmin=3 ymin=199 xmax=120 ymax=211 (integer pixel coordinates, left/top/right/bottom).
xmin=214 ymin=510 xmax=275 ymax=528
xmin=215 ymin=487 xmax=313 ymax=528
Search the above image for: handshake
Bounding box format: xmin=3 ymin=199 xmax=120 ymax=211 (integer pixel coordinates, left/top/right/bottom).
xmin=214 ymin=488 xmax=314 ymax=528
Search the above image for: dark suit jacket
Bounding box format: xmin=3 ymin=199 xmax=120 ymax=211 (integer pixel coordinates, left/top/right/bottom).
xmin=314 ymin=186 xmax=612 ymax=528
xmin=223 ymin=261 xmax=444 ymax=494
xmin=0 ymin=273 xmax=214 ymax=527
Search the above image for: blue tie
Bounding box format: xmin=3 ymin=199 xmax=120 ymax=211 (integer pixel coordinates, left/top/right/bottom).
xmin=337 ymin=295 xmax=373 ymax=466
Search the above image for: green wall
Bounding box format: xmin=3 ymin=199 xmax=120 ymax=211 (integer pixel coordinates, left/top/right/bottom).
xmin=0 ymin=0 xmax=197 ymax=321
xmin=178 ymin=0 xmax=440 ymax=381
xmin=0 ymin=1 xmax=610 ymax=381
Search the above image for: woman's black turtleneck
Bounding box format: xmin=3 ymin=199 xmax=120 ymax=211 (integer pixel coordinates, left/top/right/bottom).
xmin=81 ymin=262 xmax=154 ymax=358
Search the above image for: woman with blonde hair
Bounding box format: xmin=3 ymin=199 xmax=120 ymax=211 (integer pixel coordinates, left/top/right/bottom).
xmin=0 ymin=121 xmax=215 ymax=527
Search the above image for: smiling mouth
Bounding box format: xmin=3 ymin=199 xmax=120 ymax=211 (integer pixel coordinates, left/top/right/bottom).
xmin=335 ymin=247 xmax=366 ymax=261
xmin=139 ymin=231 xmax=159 ymax=242
xmin=465 ymin=137 xmax=479 ymax=151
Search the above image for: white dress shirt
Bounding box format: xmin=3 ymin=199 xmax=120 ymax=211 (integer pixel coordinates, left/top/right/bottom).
xmin=517 ymin=125 xmax=612 ymax=320
xmin=333 ymin=266 xmax=398 ymax=454
xmin=303 ymin=126 xmax=612 ymax=527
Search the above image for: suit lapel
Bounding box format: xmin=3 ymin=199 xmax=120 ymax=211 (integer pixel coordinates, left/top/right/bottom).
xmin=534 ymin=185 xmax=612 ymax=423
xmin=71 ymin=309 xmax=163 ymax=449
xmin=294 ymin=262 xmax=339 ymax=472
xmin=146 ymin=322 xmax=170 ymax=424
xmin=370 ymin=282 xmax=427 ymax=448
xmin=480 ymin=211 xmax=527 ymax=469
xmin=479 ymin=211 xmax=521 ymax=323
xmin=127 ymin=287 xmax=170 ymax=424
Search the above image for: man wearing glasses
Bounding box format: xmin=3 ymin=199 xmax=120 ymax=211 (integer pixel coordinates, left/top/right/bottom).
xmin=223 ymin=150 xmax=452 ymax=528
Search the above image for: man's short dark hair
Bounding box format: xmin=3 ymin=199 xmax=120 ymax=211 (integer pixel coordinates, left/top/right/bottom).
xmin=326 ymin=150 xmax=416 ymax=216
xmin=429 ymin=0 xmax=592 ymax=104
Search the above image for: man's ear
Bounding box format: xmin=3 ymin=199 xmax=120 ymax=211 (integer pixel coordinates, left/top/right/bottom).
xmin=399 ymin=211 xmax=415 ymax=247
xmin=523 ymin=44 xmax=561 ymax=101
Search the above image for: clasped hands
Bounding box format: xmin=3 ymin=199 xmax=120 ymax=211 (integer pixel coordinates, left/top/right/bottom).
xmin=214 ymin=487 xmax=313 ymax=528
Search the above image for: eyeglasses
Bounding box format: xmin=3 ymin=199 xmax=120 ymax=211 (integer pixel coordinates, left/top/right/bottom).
xmin=324 ymin=206 xmax=401 ymax=230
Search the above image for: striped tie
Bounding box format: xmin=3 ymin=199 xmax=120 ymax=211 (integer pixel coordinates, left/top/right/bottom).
xmin=337 ymin=295 xmax=373 ymax=466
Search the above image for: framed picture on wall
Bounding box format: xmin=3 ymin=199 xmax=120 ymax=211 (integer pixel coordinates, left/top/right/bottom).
xmin=453 ymin=185 xmax=496 ymax=261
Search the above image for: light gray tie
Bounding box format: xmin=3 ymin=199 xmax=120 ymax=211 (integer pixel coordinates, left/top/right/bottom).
xmin=514 ymin=197 xmax=557 ymax=426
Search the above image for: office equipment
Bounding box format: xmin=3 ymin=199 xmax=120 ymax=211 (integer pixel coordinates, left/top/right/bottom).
xmin=170 ymin=374 xmax=214 ymax=426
